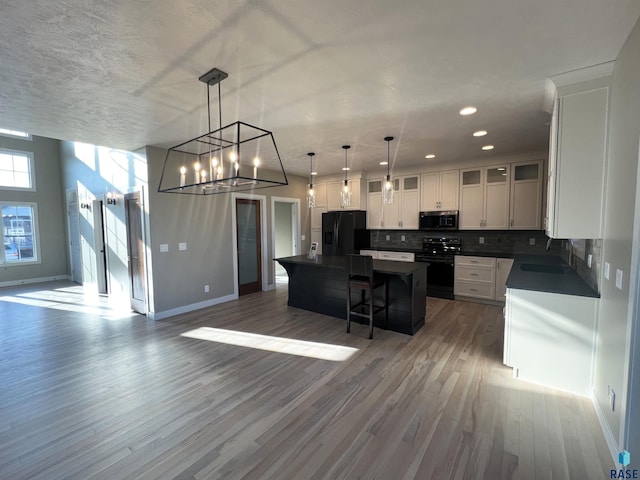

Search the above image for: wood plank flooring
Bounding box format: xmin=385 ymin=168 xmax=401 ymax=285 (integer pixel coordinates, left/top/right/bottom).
xmin=0 ymin=281 xmax=614 ymax=479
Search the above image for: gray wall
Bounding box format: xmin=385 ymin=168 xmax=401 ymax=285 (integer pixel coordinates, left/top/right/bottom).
xmin=145 ymin=146 xmax=309 ymax=315
xmin=594 ymin=17 xmax=640 ymax=453
xmin=59 ymin=141 xmax=148 ymax=296
xmin=0 ymin=135 xmax=67 ymax=285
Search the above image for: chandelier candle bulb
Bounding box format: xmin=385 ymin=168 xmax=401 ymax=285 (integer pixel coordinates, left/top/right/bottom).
xmin=253 ymin=157 xmax=260 ymax=179
xmin=194 ymin=162 xmax=201 ymax=184
xmin=179 ymin=166 xmax=187 ymax=187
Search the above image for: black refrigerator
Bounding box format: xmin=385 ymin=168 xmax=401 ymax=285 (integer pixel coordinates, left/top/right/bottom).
xmin=321 ymin=210 xmax=370 ymax=256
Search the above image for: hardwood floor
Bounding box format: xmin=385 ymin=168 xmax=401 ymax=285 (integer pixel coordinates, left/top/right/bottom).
xmin=0 ymin=281 xmax=613 ymax=479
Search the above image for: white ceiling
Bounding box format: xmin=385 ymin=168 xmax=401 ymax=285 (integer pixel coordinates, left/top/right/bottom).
xmin=1 ymin=0 xmax=639 ymax=178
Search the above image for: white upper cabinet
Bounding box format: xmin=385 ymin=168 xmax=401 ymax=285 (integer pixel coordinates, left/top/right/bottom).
xmin=546 ymin=76 xmax=610 ymax=238
xmin=459 ymin=166 xmax=510 ymax=229
xmin=421 ymin=170 xmax=459 ymax=211
xmin=367 ymin=175 xmax=419 ymax=229
xmin=510 ymin=161 xmax=543 ymax=229
xmin=367 ymin=179 xmax=383 ymax=229
xmin=326 ymin=179 xmax=364 ymax=211
xmin=382 ymin=175 xmax=419 ymax=229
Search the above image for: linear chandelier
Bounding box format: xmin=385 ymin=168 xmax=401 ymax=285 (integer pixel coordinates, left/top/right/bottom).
xmin=158 ymin=67 xmax=288 ymax=195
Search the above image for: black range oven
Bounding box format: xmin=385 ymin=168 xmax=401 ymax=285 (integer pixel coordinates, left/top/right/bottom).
xmin=415 ymin=237 xmax=461 ymax=299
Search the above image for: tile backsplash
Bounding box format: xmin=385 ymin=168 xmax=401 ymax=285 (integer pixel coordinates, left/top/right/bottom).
xmin=370 ymin=230 xmax=562 ymax=256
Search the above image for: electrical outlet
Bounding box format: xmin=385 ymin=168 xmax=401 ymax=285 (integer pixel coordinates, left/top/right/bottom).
xmin=529 ymin=237 xmax=535 ymax=246
xmin=587 ymin=254 xmax=592 ymax=268
xmin=479 ymin=237 xmax=485 ymax=244
xmin=179 ymin=242 xmax=187 ymax=251
xmin=616 ymin=269 xmax=623 ymax=290
xmin=604 ymin=262 xmax=610 ymax=279
xmin=160 ymin=243 xmax=169 ymax=252
xmin=386 ymin=235 xmax=390 ymax=241
xmin=401 ymin=235 xmax=406 ymax=242
xmin=204 ymin=285 xmax=209 ymax=293
xmin=301 ymin=234 xmax=305 ymax=241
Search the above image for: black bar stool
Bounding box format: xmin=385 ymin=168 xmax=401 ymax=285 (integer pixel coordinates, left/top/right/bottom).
xmin=346 ymin=254 xmax=388 ymax=339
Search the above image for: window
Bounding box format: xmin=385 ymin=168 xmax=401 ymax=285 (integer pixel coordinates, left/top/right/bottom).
xmin=0 ymin=128 xmax=31 ymax=140
xmin=0 ymin=149 xmax=34 ymax=190
xmin=1 ymin=203 xmax=39 ymax=264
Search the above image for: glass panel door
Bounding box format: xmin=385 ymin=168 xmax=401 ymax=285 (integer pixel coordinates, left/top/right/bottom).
xmin=236 ymin=198 xmax=262 ymax=295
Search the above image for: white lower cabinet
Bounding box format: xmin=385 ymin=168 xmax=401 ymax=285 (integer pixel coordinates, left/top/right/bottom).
xmin=494 ymin=258 xmax=514 ymax=302
xmin=454 ymin=256 xmax=513 ymax=302
xmin=504 ymin=288 xmax=597 ymax=395
xmin=377 ymin=251 xmax=415 ymax=262
xmin=454 ymin=256 xmax=496 ymax=300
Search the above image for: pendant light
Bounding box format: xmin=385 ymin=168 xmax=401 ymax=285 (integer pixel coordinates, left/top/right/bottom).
xmin=340 ymin=145 xmax=352 ymax=208
xmin=383 ymin=136 xmax=395 ymax=204
xmin=307 ymin=152 xmax=316 ymax=208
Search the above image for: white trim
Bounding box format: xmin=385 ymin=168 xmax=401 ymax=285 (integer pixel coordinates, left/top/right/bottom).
xmin=1 ymin=201 xmax=41 ymax=265
xmin=0 ymin=275 xmax=70 ymax=288
xmin=270 ymin=196 xmax=301 ymax=279
xmin=148 ymin=293 xmax=237 ymax=320
xmin=549 ymin=61 xmax=615 ymax=88
xmin=592 ymin=392 xmax=619 ymax=465
xmin=0 ymin=129 xmax=32 ymax=140
xmin=231 ymin=193 xmax=268 ymax=296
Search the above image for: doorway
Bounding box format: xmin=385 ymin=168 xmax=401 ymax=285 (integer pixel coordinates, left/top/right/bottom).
xmin=92 ymin=199 xmax=108 ymax=294
xmin=273 ymin=198 xmax=299 ymax=281
xmin=236 ymin=198 xmax=262 ymax=296
xmin=124 ymin=192 xmax=146 ymax=314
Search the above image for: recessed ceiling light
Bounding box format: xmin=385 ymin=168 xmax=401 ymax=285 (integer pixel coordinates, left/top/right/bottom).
xmin=482 ymin=145 xmax=494 ymax=151
xmin=379 ymin=161 xmax=388 ymax=166
xmin=425 ymin=154 xmax=436 ymax=159
xmin=460 ymin=106 xmax=477 ymax=116
xmin=311 ymin=171 xmax=318 ymax=175
xmin=497 ymin=167 xmax=506 ymax=171
xmin=473 ymin=130 xmax=487 ymax=137
xmin=342 ymin=167 xmax=350 ymax=171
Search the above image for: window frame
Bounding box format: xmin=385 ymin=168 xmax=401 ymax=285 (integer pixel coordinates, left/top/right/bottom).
xmin=0 ymin=128 xmax=32 ymax=141
xmin=0 ymin=202 xmax=41 ymax=266
xmin=0 ymin=148 xmax=36 ymax=191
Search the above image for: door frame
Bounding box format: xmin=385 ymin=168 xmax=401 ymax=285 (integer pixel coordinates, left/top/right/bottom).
xmin=124 ymin=190 xmax=148 ymax=314
xmin=231 ymin=193 xmax=268 ymax=296
xmin=92 ymin=198 xmax=109 ymax=294
xmin=271 ymin=196 xmax=301 ymax=272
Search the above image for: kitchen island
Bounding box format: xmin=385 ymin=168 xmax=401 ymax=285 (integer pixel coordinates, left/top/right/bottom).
xmin=275 ymin=255 xmax=427 ymax=335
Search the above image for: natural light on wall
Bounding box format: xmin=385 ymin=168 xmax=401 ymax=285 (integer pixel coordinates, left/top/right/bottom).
xmin=180 ymin=327 xmax=359 ymax=362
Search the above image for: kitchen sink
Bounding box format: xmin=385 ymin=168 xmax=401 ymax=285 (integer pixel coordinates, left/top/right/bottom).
xmin=519 ymin=263 xmax=570 ymax=274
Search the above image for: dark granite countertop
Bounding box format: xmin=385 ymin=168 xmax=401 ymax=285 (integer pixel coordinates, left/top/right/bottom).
xmin=506 ymin=255 xmax=599 ymax=298
xmin=276 ymin=255 xmax=427 ymax=275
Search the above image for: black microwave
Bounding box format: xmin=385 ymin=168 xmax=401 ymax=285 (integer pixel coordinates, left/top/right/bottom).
xmin=419 ymin=210 xmax=459 ymax=230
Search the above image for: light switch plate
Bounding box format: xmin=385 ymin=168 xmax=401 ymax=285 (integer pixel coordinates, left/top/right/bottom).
xmin=301 ymin=235 xmax=305 ymax=241
xmin=179 ymin=242 xmax=187 ymax=251
xmin=160 ymin=243 xmax=169 ymax=253
xmin=587 ymin=254 xmax=592 ymax=268
xmin=604 ymin=262 xmax=610 ymax=279
xmin=616 ymin=269 xmax=623 ymax=290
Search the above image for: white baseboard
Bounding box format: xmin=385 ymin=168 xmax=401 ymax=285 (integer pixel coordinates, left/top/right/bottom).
xmin=0 ymin=275 xmax=71 ymax=288
xmin=592 ymin=391 xmax=619 ymax=464
xmin=264 ymin=283 xmax=275 ymax=291
xmin=148 ymin=293 xmax=238 ymax=320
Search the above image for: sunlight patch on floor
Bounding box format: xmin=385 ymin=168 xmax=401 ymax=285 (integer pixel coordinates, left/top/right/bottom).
xmin=180 ymin=327 xmax=358 ymax=361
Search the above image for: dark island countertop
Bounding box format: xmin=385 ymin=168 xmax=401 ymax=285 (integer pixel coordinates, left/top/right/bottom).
xmin=275 ymin=255 xmax=427 ymax=335
xmin=506 ymin=255 xmax=599 ymax=298
xmin=279 ymin=254 xmax=426 ymax=275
